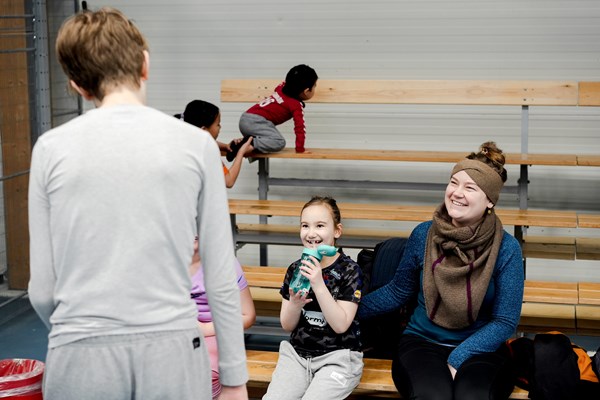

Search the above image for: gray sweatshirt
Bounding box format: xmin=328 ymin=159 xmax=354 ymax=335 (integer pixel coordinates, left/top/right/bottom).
xmin=28 ymin=104 xmax=247 ymax=386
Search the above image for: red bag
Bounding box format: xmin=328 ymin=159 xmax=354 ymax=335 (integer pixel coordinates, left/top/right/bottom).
xmin=0 ymin=359 xmax=44 ymax=399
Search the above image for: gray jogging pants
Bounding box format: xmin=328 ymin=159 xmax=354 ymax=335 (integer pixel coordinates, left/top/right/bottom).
xmin=42 ymin=328 xmax=210 ymax=400
xmin=263 ymin=340 xmax=364 ymax=400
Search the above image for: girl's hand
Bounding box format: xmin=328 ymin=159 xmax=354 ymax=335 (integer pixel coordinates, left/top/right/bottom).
xmin=230 ymin=137 xmax=244 ymax=146
xmin=217 ymin=140 xmax=232 ymax=152
xmin=239 ymin=136 xmax=254 ymax=155
xmin=287 ymin=288 xmax=312 ymax=308
xmin=300 ymin=256 xmax=324 ymax=290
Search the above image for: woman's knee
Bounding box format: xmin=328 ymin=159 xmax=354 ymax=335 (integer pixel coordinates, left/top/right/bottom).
xmin=391 ymin=358 xmax=452 ymax=400
xmin=454 ymin=353 xmax=515 ymax=400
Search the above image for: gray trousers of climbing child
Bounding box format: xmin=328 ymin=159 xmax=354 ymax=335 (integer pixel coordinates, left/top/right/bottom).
xmin=239 ymin=112 xmax=286 ymax=153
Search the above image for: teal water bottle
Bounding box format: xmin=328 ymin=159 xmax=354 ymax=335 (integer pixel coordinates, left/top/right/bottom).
xmin=290 ymin=245 xmax=338 ymax=295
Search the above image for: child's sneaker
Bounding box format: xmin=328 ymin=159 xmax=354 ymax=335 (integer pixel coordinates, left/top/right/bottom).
xmin=226 ymin=135 xmax=253 ymax=162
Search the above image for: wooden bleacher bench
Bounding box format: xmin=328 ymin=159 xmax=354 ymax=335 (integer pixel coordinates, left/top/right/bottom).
xmin=242 ymin=265 xmax=599 ymax=335
xmin=236 ymin=222 xmax=599 ymax=261
xmin=222 ymin=79 xmax=599 ymax=266
xmin=243 ymin=264 xmax=537 ymax=398
xmin=229 ymin=198 xmax=580 ymax=228
xmin=229 ymin=199 xmax=595 ymax=264
xmin=223 ymin=79 xmax=582 ymax=105
xmin=243 ymin=147 xmax=580 ymax=166
xmin=520 ymin=281 xmax=578 ymax=334
xmin=577 ymin=282 xmax=600 ymax=336
xmin=241 ymin=266 xmax=598 ymax=398
xmin=245 ymin=349 xmax=530 ymax=399
xmin=236 ymin=222 xmax=407 ymax=250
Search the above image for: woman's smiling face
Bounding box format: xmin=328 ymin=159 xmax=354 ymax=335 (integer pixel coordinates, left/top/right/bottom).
xmin=445 ymin=170 xmax=494 ymax=227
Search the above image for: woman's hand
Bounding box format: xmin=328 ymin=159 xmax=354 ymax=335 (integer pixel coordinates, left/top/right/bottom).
xmin=448 ymin=364 xmax=457 ymax=379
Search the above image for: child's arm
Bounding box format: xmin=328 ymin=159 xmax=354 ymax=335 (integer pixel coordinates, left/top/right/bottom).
xmin=217 ymin=140 xmax=232 ymax=152
xmin=280 ymin=290 xmax=311 ymax=332
xmin=313 ymin=292 xmax=358 ymax=334
xmin=197 ymin=287 xmax=256 ymax=335
xmin=224 ymin=138 xmax=253 ymax=188
xmin=197 ymin=320 xmax=216 ymax=337
xmin=301 ymin=257 xmax=359 ymax=334
xmin=291 ymin=106 xmax=306 ymax=153
xmin=240 ymin=286 xmax=256 ymax=330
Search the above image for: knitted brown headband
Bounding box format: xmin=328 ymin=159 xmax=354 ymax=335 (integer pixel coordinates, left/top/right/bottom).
xmin=451 ymin=159 xmax=504 ymax=204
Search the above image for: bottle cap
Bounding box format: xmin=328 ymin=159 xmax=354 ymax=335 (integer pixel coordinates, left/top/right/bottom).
xmin=316 ymin=244 xmax=338 ymax=257
xmin=302 ymin=248 xmax=321 ymax=260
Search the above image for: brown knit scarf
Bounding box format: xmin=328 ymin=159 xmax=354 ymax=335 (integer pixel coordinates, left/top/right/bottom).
xmin=423 ymin=204 xmax=504 ymax=329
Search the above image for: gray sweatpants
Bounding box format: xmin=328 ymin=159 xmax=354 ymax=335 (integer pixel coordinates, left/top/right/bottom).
xmin=263 ymin=340 xmax=364 ymax=400
xmin=42 ymin=328 xmax=210 ymax=400
xmin=239 ymin=112 xmax=286 ymax=153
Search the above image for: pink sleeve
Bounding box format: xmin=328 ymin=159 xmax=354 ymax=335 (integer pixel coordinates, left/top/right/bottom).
xmin=234 ymin=258 xmax=248 ymax=291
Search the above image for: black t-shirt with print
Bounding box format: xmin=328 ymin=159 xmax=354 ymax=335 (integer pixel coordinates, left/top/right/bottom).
xmin=280 ymin=252 xmax=363 ymax=357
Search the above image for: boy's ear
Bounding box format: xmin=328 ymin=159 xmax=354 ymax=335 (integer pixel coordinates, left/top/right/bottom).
xmin=141 ymin=50 xmax=150 ymax=81
xmin=69 ymin=80 xmax=94 ymax=100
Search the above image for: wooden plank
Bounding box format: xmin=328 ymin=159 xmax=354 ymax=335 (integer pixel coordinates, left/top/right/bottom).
xmin=246 ymin=350 xmax=399 ymax=394
xmin=578 ymin=81 xmax=600 ymax=106
xmin=249 ymin=286 xmax=281 ymax=303
xmin=522 ymin=236 xmax=576 ymax=260
xmin=222 ymin=79 xmax=578 ymax=106
xmin=244 ymin=266 xmax=286 ymax=289
xmin=245 ymin=148 xmax=577 ymax=166
xmin=578 ymin=282 xmax=600 ymax=306
xmin=239 ymin=223 xmax=585 ymax=261
xmin=523 ymin=281 xmax=578 ymax=304
xmin=577 ymin=154 xmax=600 ymax=166
xmin=578 ymin=214 xmax=600 ymax=228
xmin=519 ymin=303 xmax=576 ymax=330
xmin=229 ymin=199 xmax=578 ymax=228
xmin=576 ymin=238 xmax=600 ymax=260
xmin=576 ymin=305 xmax=600 ymax=334
xmin=237 ymin=223 xmax=408 ymax=241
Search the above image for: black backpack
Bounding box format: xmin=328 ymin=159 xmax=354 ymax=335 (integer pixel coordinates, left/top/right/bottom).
xmin=357 ymin=237 xmax=416 ymax=359
xmin=504 ymin=332 xmax=600 ymax=400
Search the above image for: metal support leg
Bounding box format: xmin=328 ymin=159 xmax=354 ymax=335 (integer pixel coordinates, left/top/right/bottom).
xmin=519 ymin=105 xmax=529 ymax=211
xmin=520 ymin=105 xmax=530 ymax=275
xmin=230 ymin=214 xmax=238 ymax=254
xmin=258 ymin=159 xmax=269 ymax=265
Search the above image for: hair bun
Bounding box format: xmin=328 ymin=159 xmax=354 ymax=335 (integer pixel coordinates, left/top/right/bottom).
xmin=479 ymin=141 xmax=505 ymax=168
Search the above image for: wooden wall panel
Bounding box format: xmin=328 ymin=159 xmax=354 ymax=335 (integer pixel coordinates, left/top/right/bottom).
xmin=0 ymin=0 xmax=32 ymax=289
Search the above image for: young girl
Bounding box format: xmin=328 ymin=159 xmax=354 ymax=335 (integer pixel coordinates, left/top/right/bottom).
xmin=176 ymin=100 xmax=254 ymax=188
xmin=227 ymin=64 xmax=318 ymax=161
xmin=189 ymin=237 xmax=256 ymax=399
xmin=263 ymin=196 xmax=364 ymax=400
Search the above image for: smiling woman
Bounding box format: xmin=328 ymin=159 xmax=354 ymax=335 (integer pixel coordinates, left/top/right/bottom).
xmin=358 ymin=141 xmax=524 ymax=400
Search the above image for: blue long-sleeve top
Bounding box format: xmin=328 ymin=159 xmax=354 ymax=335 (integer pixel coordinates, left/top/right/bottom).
xmin=358 ymin=221 xmax=524 ymax=368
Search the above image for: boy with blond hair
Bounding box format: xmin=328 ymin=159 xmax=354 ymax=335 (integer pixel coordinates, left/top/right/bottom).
xmin=28 ymin=7 xmax=248 ymax=400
